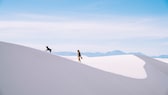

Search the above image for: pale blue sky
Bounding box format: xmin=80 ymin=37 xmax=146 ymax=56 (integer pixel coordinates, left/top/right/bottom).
xmin=0 ymin=0 xmax=168 ymax=56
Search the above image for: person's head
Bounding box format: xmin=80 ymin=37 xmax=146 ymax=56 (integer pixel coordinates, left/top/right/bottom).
xmin=77 ymin=50 xmax=80 ymax=52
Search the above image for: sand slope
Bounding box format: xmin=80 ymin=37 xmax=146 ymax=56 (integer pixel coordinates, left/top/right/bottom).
xmin=0 ymin=41 xmax=168 ymax=95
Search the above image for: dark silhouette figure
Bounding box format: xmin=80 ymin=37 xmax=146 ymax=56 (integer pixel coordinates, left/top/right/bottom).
xmin=77 ymin=50 xmax=82 ymax=62
xmin=46 ymin=46 xmax=52 ymax=53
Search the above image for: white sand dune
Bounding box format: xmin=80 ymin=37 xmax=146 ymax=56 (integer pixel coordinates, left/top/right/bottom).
xmin=155 ymin=58 xmax=168 ymax=64
xmin=65 ymin=55 xmax=147 ymax=79
xmin=1 ymin=41 xmax=168 ymax=95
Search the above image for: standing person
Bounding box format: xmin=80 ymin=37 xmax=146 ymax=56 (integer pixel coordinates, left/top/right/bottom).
xmin=77 ymin=50 xmax=82 ymax=62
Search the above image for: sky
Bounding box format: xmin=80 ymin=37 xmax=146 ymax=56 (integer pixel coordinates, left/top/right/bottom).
xmin=0 ymin=0 xmax=168 ymax=56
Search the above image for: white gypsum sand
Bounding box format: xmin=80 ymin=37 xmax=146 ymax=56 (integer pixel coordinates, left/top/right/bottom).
xmin=155 ymin=58 xmax=168 ymax=64
xmin=1 ymin=41 xmax=168 ymax=95
xmin=64 ymin=55 xmax=147 ymax=79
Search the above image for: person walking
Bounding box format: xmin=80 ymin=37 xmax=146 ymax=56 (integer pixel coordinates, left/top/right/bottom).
xmin=77 ymin=50 xmax=82 ymax=62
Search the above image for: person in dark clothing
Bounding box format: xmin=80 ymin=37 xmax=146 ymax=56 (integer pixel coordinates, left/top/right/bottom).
xmin=77 ymin=50 xmax=82 ymax=62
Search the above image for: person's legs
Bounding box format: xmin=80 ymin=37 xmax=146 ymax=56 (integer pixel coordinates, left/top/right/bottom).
xmin=78 ymin=57 xmax=81 ymax=62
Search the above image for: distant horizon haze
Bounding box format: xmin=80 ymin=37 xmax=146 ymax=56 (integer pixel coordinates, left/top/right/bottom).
xmin=0 ymin=0 xmax=168 ymax=56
